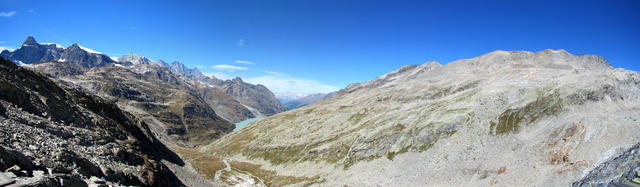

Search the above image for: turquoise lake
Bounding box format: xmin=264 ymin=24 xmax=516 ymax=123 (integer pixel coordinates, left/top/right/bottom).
xmin=233 ymin=117 xmax=262 ymax=131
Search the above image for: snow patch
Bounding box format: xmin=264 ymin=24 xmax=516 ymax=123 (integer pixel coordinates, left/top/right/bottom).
xmin=41 ymin=43 xmax=64 ymax=49
xmin=16 ymin=61 xmax=33 ymax=67
xmin=59 ymin=59 xmax=67 ymax=62
xmin=77 ymin=45 xmax=103 ymax=54
xmin=110 ymin=56 xmax=119 ymax=62
xmin=114 ymin=64 xmax=124 ymax=67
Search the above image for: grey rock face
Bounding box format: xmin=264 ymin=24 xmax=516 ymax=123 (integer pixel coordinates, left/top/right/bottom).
xmin=572 ymin=142 xmax=640 ymax=186
xmin=60 ymin=43 xmax=116 ymax=67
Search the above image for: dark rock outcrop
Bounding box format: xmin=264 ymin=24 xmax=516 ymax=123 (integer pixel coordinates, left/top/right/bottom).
xmin=572 ymin=142 xmax=640 ymax=187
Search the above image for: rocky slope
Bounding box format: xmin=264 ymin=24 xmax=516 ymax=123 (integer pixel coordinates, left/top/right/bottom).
xmin=0 ymin=57 xmax=183 ymax=186
xmin=204 ymin=49 xmax=640 ymax=186
xmin=27 ymin=62 xmax=234 ymax=146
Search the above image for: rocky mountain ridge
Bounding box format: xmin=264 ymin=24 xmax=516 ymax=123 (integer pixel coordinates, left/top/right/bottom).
xmin=1 ymin=36 xmax=119 ymax=67
xmin=122 ymin=52 xmax=287 ymax=119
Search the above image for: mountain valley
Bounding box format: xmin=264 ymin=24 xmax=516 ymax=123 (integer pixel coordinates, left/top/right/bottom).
xmin=1 ymin=37 xmax=639 ymax=186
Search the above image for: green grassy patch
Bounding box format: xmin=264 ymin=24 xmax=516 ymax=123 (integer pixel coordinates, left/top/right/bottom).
xmin=490 ymin=92 xmax=564 ymax=135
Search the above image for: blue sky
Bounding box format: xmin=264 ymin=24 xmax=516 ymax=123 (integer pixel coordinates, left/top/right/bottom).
xmin=1 ymin=0 xmax=639 ymax=94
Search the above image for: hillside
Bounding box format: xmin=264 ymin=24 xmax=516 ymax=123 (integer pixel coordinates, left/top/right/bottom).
xmin=0 ymin=57 xmax=183 ymax=186
xmin=204 ymin=49 xmax=640 ymax=186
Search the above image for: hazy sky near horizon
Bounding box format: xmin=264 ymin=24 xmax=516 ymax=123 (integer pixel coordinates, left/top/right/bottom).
xmin=1 ymin=0 xmax=639 ymax=94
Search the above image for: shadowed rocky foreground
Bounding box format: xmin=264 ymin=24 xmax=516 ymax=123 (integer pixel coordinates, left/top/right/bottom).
xmin=0 ymin=57 xmax=183 ymax=186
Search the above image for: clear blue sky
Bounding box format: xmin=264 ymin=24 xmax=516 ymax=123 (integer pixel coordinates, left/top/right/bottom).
xmin=1 ymin=0 xmax=638 ymax=94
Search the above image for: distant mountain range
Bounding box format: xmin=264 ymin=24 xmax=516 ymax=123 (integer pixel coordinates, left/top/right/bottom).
xmin=1 ymin=36 xmax=118 ymax=67
xmin=278 ymin=92 xmax=335 ymax=110
xmin=0 ymin=36 xmax=286 ymax=146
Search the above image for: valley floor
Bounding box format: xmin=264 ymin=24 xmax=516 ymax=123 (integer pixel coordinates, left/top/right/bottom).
xmin=170 ymin=146 xmax=323 ymax=186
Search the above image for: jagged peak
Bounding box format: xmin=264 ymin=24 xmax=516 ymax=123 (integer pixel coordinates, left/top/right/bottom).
xmin=68 ymin=43 xmax=81 ymax=49
xmin=232 ymin=77 xmax=243 ymax=83
xmin=22 ymin=36 xmax=38 ymax=46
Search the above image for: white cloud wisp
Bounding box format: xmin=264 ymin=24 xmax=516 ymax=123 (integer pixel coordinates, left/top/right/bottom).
xmin=235 ymin=60 xmax=255 ymax=65
xmin=235 ymin=39 xmax=245 ymax=46
xmin=246 ymin=75 xmax=340 ymax=95
xmin=211 ymin=64 xmax=247 ymax=72
xmin=0 ymin=11 xmax=16 ymax=18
